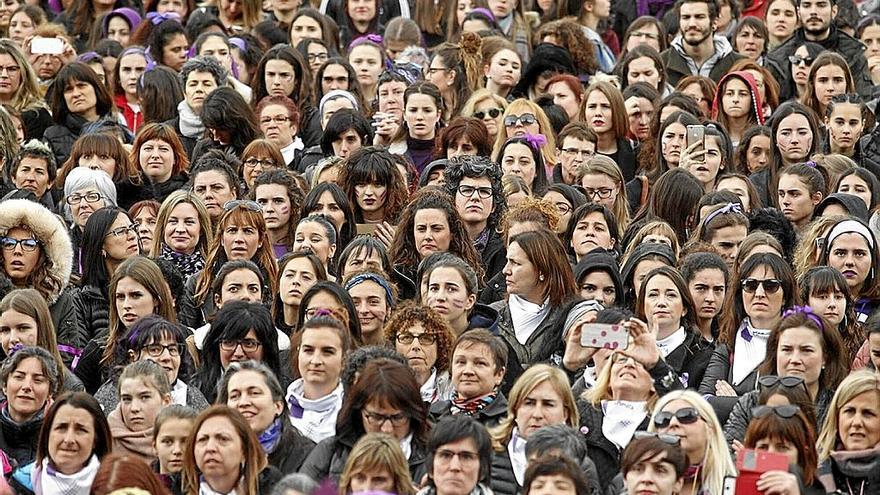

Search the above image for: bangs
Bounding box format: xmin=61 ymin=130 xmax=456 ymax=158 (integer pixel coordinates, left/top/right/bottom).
xmin=71 ymin=134 xmax=125 ymax=161
xmin=808 ymin=270 xmax=847 ymax=295
xmin=347 ymin=158 xmax=397 ymax=186
xmin=220 ymin=207 xmax=265 ymax=230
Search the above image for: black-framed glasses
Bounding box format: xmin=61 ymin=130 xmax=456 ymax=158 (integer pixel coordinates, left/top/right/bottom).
xmin=653 ymin=407 xmax=701 ymax=429
xmin=584 ymin=187 xmax=614 ymax=200
xmin=632 ymin=431 xmax=681 ymax=445
xmin=307 ymin=52 xmax=329 ymax=62
xmin=105 ymin=224 xmax=139 ymax=238
xmin=223 ymin=200 xmax=262 ymax=212
xmin=552 ymin=202 xmax=573 ymax=215
xmin=503 ymin=113 xmax=537 ymax=127
xmin=473 ymin=108 xmax=502 ymax=119
xmin=396 ymin=333 xmax=436 ymax=346
xmin=742 ymin=278 xmax=782 ymax=294
xmin=435 ymin=448 xmax=480 ymax=464
xmin=141 ymin=343 xmax=184 ymax=357
xmin=362 ymin=409 xmax=408 ymax=426
xmin=788 ymin=55 xmax=814 ymax=66
xmin=752 ymin=405 xmax=801 ymax=419
xmin=243 ymin=157 xmax=277 ymax=168
xmin=219 ymin=339 xmax=262 ymax=353
xmin=561 ymin=147 xmax=595 ymax=159
xmin=458 ymin=184 xmax=493 ymax=199
xmin=423 ymin=66 xmax=450 ymax=76
xmin=0 ymin=237 xmax=40 ymax=252
xmin=66 ymin=192 xmax=103 ymax=205
xmin=258 ymin=116 xmax=290 ymax=126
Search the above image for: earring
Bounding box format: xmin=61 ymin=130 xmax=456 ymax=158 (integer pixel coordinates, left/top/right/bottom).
xmin=539 ymin=275 xmax=545 ymax=281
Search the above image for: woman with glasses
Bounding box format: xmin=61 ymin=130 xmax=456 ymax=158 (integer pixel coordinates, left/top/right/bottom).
xmin=542 ymin=184 xmax=587 ymax=236
xmin=700 ymin=253 xmax=797 ymax=417
xmin=461 ymin=89 xmax=508 ymax=145
xmin=129 ymin=123 xmax=189 ymax=203
xmin=620 ymin=433 xmax=688 ymax=495
xmin=492 ymin=99 xmax=556 ymax=168
xmin=191 ymin=301 xmax=282 ymax=404
xmin=815 ymin=371 xmax=880 ymax=493
xmin=422 ymin=408 xmax=493 ymax=495
xmin=255 ymin=99 xmax=302 ymax=173
xmin=59 ymin=164 xmax=117 ymax=252
xmin=385 ymin=303 xmax=454 ymax=403
xmin=252 ymin=45 xmax=319 ymax=147
xmin=819 ymin=218 xmax=880 ymax=323
xmin=577 ymin=155 xmax=630 ymax=235
xmin=648 ymin=391 xmax=736 ymax=495
xmin=178 ymin=200 xmax=278 ymax=329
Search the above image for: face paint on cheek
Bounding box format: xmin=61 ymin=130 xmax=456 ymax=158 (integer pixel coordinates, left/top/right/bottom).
xmin=279 ymin=205 xmax=289 ymax=215
xmin=450 ymin=296 xmax=466 ymax=309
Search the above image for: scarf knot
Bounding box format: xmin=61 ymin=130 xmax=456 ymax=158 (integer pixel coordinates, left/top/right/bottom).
xmin=450 ymin=391 xmax=497 ymax=416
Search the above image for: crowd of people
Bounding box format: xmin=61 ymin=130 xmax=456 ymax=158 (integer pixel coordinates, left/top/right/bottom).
xmin=0 ymin=0 xmax=879 ymax=493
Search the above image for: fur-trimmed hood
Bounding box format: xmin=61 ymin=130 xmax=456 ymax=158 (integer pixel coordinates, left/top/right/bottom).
xmin=0 ymin=199 xmax=73 ymax=297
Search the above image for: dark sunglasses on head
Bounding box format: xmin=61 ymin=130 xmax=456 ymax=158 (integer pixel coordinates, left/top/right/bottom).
xmin=632 ymin=431 xmax=681 ymax=445
xmin=503 ymin=113 xmax=537 ymax=127
xmin=752 ymin=405 xmax=801 ymax=419
xmin=473 ymin=108 xmax=502 ymax=119
xmin=741 ymin=278 xmax=782 ymax=294
xmin=653 ymin=407 xmax=701 ymax=429
xmin=223 ymin=200 xmax=262 ymax=212
xmin=757 ymin=375 xmax=805 ymax=389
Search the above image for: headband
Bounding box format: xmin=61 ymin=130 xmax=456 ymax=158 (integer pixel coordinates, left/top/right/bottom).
xmin=349 ymin=34 xmax=383 ymax=51
xmin=562 ymin=300 xmax=605 ymax=339
xmin=825 ymin=219 xmax=875 ymax=251
xmin=523 ymin=133 xmax=546 ymax=151
xmin=229 ymin=37 xmax=247 ymax=52
xmin=469 ymin=7 xmax=495 ymax=21
xmin=344 ymin=273 xmax=395 ymax=308
xmin=702 ymin=202 xmax=743 ymax=227
xmin=146 ymin=11 xmax=181 ymax=24
xmin=782 ymin=305 xmax=825 ymax=331
xmin=319 ymin=90 xmax=360 ymax=116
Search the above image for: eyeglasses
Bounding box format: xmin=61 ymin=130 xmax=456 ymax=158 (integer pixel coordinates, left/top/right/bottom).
xmin=458 ymin=184 xmax=493 ymax=199
xmin=629 ymin=31 xmax=659 ymax=41
xmin=219 ymin=339 xmax=262 ymax=353
xmin=244 ymin=157 xmax=277 ymax=168
xmin=66 ymin=192 xmax=103 ymax=205
xmin=362 ymin=409 xmax=408 ymax=426
xmin=105 ymin=224 xmax=139 ymax=238
xmin=0 ymin=65 xmax=20 ymax=75
xmin=653 ymin=407 xmax=701 ymax=429
xmin=741 ymin=278 xmax=782 ymax=294
xmin=561 ymin=147 xmax=595 ymax=159
xmin=752 ymin=405 xmax=801 ymax=419
xmin=141 ymin=343 xmax=184 ymax=357
xmin=552 ymin=202 xmax=573 ymax=215
xmin=584 ymin=187 xmax=614 ymax=200
xmin=0 ymin=237 xmax=40 ymax=252
xmin=435 ymin=449 xmax=480 ymax=464
xmin=473 ymin=108 xmax=502 ymax=119
xmin=632 ymin=431 xmax=681 ymax=445
xmin=223 ymin=200 xmax=262 ymax=212
xmin=259 ymin=116 xmax=290 ymax=126
xmin=307 ymin=52 xmax=329 ymax=62
xmin=503 ymin=113 xmax=537 ymax=127
xmin=396 ymin=333 xmax=437 ymax=346
xmin=757 ymin=375 xmax=807 ymax=393
xmin=788 ymin=55 xmax=814 ymax=66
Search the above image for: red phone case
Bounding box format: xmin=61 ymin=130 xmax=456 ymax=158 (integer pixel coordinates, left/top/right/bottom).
xmin=735 ymin=449 xmax=790 ymax=495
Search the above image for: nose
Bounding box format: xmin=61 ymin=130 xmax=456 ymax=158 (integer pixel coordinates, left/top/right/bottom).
xmin=379 ymin=420 xmax=395 ymax=434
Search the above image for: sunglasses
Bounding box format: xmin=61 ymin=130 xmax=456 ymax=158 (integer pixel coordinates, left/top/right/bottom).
xmin=223 ymin=200 xmax=262 ymax=212
xmin=473 ymin=108 xmax=502 ymax=119
xmin=653 ymin=407 xmax=701 ymax=429
xmin=788 ymin=55 xmax=814 ymax=66
xmin=632 ymin=431 xmax=681 ymax=445
xmin=741 ymin=278 xmax=782 ymax=294
xmin=503 ymin=113 xmax=537 ymax=127
xmin=752 ymin=405 xmax=801 ymax=419
xmin=757 ymin=375 xmax=808 ymax=395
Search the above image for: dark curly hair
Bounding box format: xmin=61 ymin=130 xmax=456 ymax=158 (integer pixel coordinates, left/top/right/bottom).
xmin=382 ymin=302 xmax=454 ymax=373
xmin=443 ymin=155 xmax=507 ymax=233
xmin=748 ymin=207 xmax=797 ymax=263
xmin=337 ymin=146 xmax=410 ymax=223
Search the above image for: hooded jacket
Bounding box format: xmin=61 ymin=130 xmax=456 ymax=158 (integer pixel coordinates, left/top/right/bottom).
xmin=574 ymin=251 xmax=623 ymax=306
xmin=711 ymin=71 xmax=765 ymax=128
xmin=0 ymin=199 xmax=85 ymax=368
xmin=816 ymin=193 xmax=871 ymax=223
xmin=661 ymin=35 xmax=745 ymax=86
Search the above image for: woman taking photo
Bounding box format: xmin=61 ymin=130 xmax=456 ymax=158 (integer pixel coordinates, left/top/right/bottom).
xmin=180 ymin=405 xmax=281 ymax=495
xmin=743 ymin=404 xmax=823 ymax=493
xmin=130 ymin=123 xmax=190 ymax=203
xmin=152 ymin=191 xmax=212 ymax=279
xmin=218 ymin=360 xmax=316 ymax=474
xmin=385 ymin=303 xmax=454 ymax=403
xmin=275 ymin=251 xmax=327 ymax=335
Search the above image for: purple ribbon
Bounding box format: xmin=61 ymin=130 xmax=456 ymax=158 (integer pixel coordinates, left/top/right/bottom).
xmin=288 ymin=395 xmax=304 ymax=418
xmin=702 ymin=202 xmax=743 ymax=226
xmin=739 ymin=320 xmax=753 ymax=342
xmin=804 ymin=160 xmax=817 ymax=168
xmin=349 ymin=34 xmax=383 ymax=50
xmin=782 ymin=305 xmax=825 ymax=331
xmin=229 ymin=37 xmax=247 ymax=52
xmin=146 ymin=11 xmax=181 ymax=25
xmin=524 ymin=133 xmax=547 ymax=151
xmin=470 ymin=7 xmax=495 ymax=21
xmin=636 ymin=0 xmax=674 ymax=17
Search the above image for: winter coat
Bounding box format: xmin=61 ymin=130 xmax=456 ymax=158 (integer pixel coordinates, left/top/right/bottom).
xmin=817 ymin=447 xmax=880 ymax=494
xmin=0 ymin=406 xmax=43 ymax=468
xmin=489 ymin=445 xmax=519 ymax=495
xmin=698 ymin=342 xmax=762 ymax=424
xmin=269 ymin=421 xmax=316 ymax=474
xmin=723 ymin=387 xmax=833 ymax=444
xmin=661 ymin=36 xmax=746 ymax=87
xmin=165 ymin=116 xmax=198 ymax=159
xmin=141 ymin=173 xmax=189 ymax=204
xmin=43 ymin=113 xmax=93 ymax=166
xmin=296 ymin=145 xmax=325 ymax=174
xmin=598 ymin=139 xmax=638 ymax=182
xmin=115 ymin=94 xmax=143 ymax=133
xmin=21 ymin=107 xmax=52 ymax=141
xmin=73 ymin=334 xmax=108 ymax=394
xmin=468 ymin=304 xmax=500 ymax=334
xmin=300 ymin=433 xmax=428 ymax=484
xmin=480 ymin=230 xmax=506 ymax=283
xmin=478 ymin=270 xmax=507 ymax=306
xmin=428 ymin=393 xmax=509 ymax=428
xmin=663 ymin=330 xmax=714 ymax=389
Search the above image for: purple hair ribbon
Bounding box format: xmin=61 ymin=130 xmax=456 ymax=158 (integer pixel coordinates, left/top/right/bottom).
xmin=146 ymin=11 xmax=181 ymax=25
xmin=782 ymin=305 xmax=825 ymax=331
xmin=804 ymin=160 xmax=817 ymax=168
xmin=349 ymin=34 xmax=383 ymax=51
xmin=470 ymin=7 xmax=496 ymax=21
xmin=229 ymin=37 xmax=247 ymax=52
xmin=523 ymin=133 xmax=547 ymax=151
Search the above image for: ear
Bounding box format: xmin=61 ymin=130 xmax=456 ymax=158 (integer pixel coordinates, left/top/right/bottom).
xmin=128 ymin=349 xmax=137 ymax=363
xmin=494 ymin=366 xmax=506 ymax=386
xmin=812 ymin=191 xmax=824 ymax=206
xmin=673 ymin=478 xmax=684 ymax=494
xmin=162 ymin=393 xmax=172 ymax=407
xmin=447 ymin=68 xmax=457 ymax=86
xmin=273 ymin=399 xmax=284 ymax=418
xmin=464 ymin=294 xmax=477 ymax=314
xmin=328 ymin=243 xmax=337 ymax=260
xmin=213 ymin=292 xmax=222 ymax=308
xmin=831 ymin=4 xmax=838 ymax=19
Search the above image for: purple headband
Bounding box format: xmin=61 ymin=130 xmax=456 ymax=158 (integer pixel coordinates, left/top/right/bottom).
xmin=782 ymin=305 xmax=825 ymax=331
xmin=523 ymin=133 xmax=547 ymax=151
xmin=349 ymin=34 xmax=383 ymax=51
xmin=146 ymin=11 xmax=182 ymax=25
xmin=229 ymin=37 xmax=247 ymax=52
xmin=702 ymin=202 xmax=743 ymax=227
xmin=469 ymin=7 xmax=495 ymax=21
xmin=804 ymin=160 xmax=817 ymax=168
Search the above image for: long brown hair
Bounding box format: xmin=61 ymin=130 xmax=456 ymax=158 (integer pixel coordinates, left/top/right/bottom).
xmin=508 ymin=228 xmax=577 ymax=306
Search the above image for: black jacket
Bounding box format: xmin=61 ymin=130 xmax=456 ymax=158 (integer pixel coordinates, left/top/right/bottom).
xmin=428 ymin=393 xmax=509 ymax=428
xmin=43 ymin=113 xmax=92 ymax=166
xmin=723 ymin=387 xmax=833 ymax=444
xmin=478 ymin=270 xmax=507 ymax=306
xmin=269 ymin=422 xmax=316 ymax=474
xmin=480 ymin=230 xmax=507 ymax=282
xmin=0 ymin=408 xmax=43 ymax=468
xmin=468 ymin=304 xmax=500 ymax=334
xmin=73 ymin=334 xmax=107 ymax=395
xmin=21 ymin=107 xmax=52 ymax=142
xmin=165 ymin=116 xmax=198 ymax=159
xmin=142 ymin=173 xmax=189 ymax=204
xmin=663 ymin=330 xmax=714 ymax=389
xmin=489 ymin=445 xmax=519 ymax=495
xmin=296 ymin=144 xmax=325 ymax=174
xmin=660 ymin=45 xmax=745 ymax=87
xmin=698 ymin=342 xmax=761 ymax=424
xmin=300 ymin=433 xmax=428 ymax=484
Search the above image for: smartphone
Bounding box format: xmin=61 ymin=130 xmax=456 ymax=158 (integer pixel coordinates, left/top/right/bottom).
xmin=31 ymin=37 xmax=64 ymax=55
xmin=579 ymin=323 xmax=628 ymax=350
xmin=356 ymin=223 xmax=377 ymax=235
xmin=686 ymin=124 xmax=705 ymax=152
xmin=734 ymin=449 xmax=790 ymax=495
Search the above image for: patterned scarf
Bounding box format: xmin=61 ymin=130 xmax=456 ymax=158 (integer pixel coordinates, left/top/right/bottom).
xmin=160 ymin=244 xmax=206 ymax=279
xmin=450 ymin=391 xmax=497 ymax=416
xmin=258 ymin=417 xmax=283 ymax=455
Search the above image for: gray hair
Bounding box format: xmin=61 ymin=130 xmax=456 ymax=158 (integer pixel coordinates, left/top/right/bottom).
xmin=179 ymin=56 xmax=228 ymax=88
xmin=63 ymin=167 xmax=117 ymax=205
xmin=525 ymin=425 xmax=587 ymax=462
xmin=11 ymin=139 xmax=57 ymax=181
xmin=271 ymin=473 xmax=318 ymax=495
xmin=216 ymin=359 xmax=285 ymax=405
xmin=0 ymin=346 xmax=61 ymax=396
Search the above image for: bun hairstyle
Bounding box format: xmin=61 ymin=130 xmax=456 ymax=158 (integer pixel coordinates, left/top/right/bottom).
xmin=458 ymin=32 xmax=484 ymax=92
xmin=431 ymin=34 xmax=484 ymax=116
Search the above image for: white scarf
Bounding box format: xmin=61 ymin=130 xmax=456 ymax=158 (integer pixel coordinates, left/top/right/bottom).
xmin=508 ymin=295 xmax=550 ymax=345
xmin=420 ymin=368 xmax=438 ymax=403
xmin=732 ymin=318 xmax=771 ymax=386
xmin=177 ymin=100 xmax=204 ymax=138
xmin=507 ymin=427 xmax=528 ymax=487
xmin=601 ymin=400 xmax=648 ymax=450
xmin=399 ymin=433 xmax=414 ymax=460
xmin=36 ymin=454 xmax=100 ymax=495
xmin=199 ymin=479 xmax=239 ymax=495
xmin=172 ymin=380 xmax=189 ymax=406
xmin=655 ymin=326 xmax=687 ymax=358
xmin=285 ymin=379 xmax=344 ymax=443
xmin=280 ymin=138 xmax=304 ymax=165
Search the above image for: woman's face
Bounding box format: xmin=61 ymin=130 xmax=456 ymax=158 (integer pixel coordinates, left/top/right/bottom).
xmin=775 ymin=326 xmax=824 ymax=388
xmin=157 ymin=0 xmax=188 ymax=17
xmin=1 ymin=226 xmax=41 ymax=285
xmin=69 ymin=188 xmax=106 ymax=227
xmin=716 ymin=177 xmax=753 ymax=211
xmin=362 ymin=398 xmax=411 ymax=440
xmin=347 ymin=0 xmax=376 ymax=23
xmin=680 ymin=84 xmax=710 ymax=116
xmin=306 ymin=43 xmax=329 ymax=75
xmin=744 ymin=134 xmax=771 ymax=173
xmin=777 ymin=173 xmax=817 ymax=226
xmin=342 ymin=248 xmax=383 ymax=279
xmin=103 ymin=214 xmax=140 ymax=263
xmin=813 ymin=64 xmax=848 ymax=108
xmin=542 ymin=191 xmax=573 ymax=233
xmin=303 ymin=290 xmax=344 ymax=322
xmin=198 ymin=37 xmax=232 ymax=73
xmin=226 ymin=369 xmax=283 ymax=433
xmin=838 ymin=174 xmax=872 ymax=209
xmin=309 ymin=191 xmax=346 ymax=232
xmin=515 ymin=380 xmax=568 ymax=440
xmin=279 ymin=257 xmax=319 ymax=308
xmin=838 ymin=391 xmax=880 ymax=451
xmin=255 ymin=184 xmax=292 ymax=233
xmin=219 ymin=0 xmax=242 ymax=21
xmin=133 ymin=208 xmax=157 ymax=251
xmin=414 ymin=208 xmax=451 ymax=259
xmin=136 ymin=334 xmax=182 ymax=385
xmin=0 ymin=53 xmax=22 ymax=99
xmin=828 ymin=233 xmax=872 ymax=292
xmin=684 ymin=135 xmax=723 ymax=188
xmin=426 ymin=266 xmax=476 ymax=327
xmin=546 ymin=81 xmax=580 ymax=121
xmin=742 ymin=265 xmax=784 ymax=322
xmin=349 ymin=279 xmax=389 ymax=337
xmin=721 ymin=77 xmax=751 ymax=119
xmin=501 ymin=142 xmax=536 ymax=189
xmin=293 ymin=221 xmax=336 ymax=265
xmin=107 ymin=17 xmax=132 ymax=46
xmin=219 ymin=329 xmax=264 ymax=369
xmin=584 ymin=90 xmax=614 ymax=135
xmin=349 ymin=45 xmax=383 ymax=92
xmin=115 ymin=276 xmax=157 ymax=329
xmin=139 ymin=139 xmax=175 ymax=183
xmin=504 ymin=109 xmax=540 ymax=138
xmin=791 ymin=45 xmax=813 ymax=87
xmin=63 ymin=79 xmax=98 ymax=117
xmin=452 ymin=341 xmax=502 ymax=399
xmin=862 ymin=24 xmax=880 ymax=58
xmin=775 ymin=113 xmax=813 ymax=163
xmin=217 ymin=268 xmax=262 ymax=306
xmin=395 ymin=322 xmax=439 ymax=380
xmin=78 ymin=153 xmax=116 ymax=179
xmin=9 ymin=12 xmax=36 ymax=47
xmin=655 ymin=399 xmax=708 ymax=460
xmin=221 ymin=222 xmax=261 ymax=261
xmin=194 ymin=416 xmax=244 ymax=483
xmin=735 ymin=25 xmax=765 ymax=60
xmin=321 ymin=64 xmax=350 ymax=95
xmin=349 ymin=468 xmax=395 ymax=494
xmin=48 ymin=405 xmax=97 ymax=475
xmin=627 ymin=56 xmax=661 ymax=91
xmin=3 ymin=357 xmax=51 ymax=422
xmin=378 ymin=80 xmax=406 ymax=119
xmin=485 ymin=49 xmax=521 ymax=90
xmin=827 ymin=102 xmax=863 ymax=151
xmin=660 ymin=122 xmax=687 ymax=166
xmin=161 ymin=33 xmax=189 ymax=72
xmin=580 ymin=173 xmax=618 ymax=209
xmin=265 ymin=58 xmax=297 ymax=98
xmin=754 ymin=435 xmax=799 ymax=467
xmin=164 ymin=202 xmax=200 ymax=255
xmin=119 ymin=376 xmax=169 ymax=432
xmin=571 ymin=211 xmax=614 ymax=257
xmin=0 ymin=308 xmax=38 ymax=355
xmin=405 ymin=93 xmax=440 ymax=140
xmin=766 ymin=0 xmax=798 ymax=40
xmin=503 ymin=241 xmax=542 ymax=300
xmin=184 ymin=70 xmax=218 ymax=113
xmin=154 ymin=418 xmax=191 ymax=474
xmin=119 ymin=53 xmax=147 ymax=99
xmin=290 ymin=15 xmax=322 ymax=48
xmin=0 ymin=0 xmax=18 ymax=29
xmin=609 ymin=354 xmax=653 ymax=399
xmin=643 ymin=274 xmax=685 ymax=334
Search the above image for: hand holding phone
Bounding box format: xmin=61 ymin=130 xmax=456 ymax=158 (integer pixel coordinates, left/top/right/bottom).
xmin=579 ymin=323 xmax=628 ymax=350
xmin=31 ymin=37 xmax=64 ymax=55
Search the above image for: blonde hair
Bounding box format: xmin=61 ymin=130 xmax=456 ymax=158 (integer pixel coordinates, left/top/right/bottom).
xmin=339 ymin=433 xmax=416 ymax=495
xmin=817 ymin=370 xmax=880 ymax=461
xmin=648 ymin=391 xmax=736 ymax=495
xmin=585 ymin=352 xmax=659 ymax=410
xmin=502 ymin=174 xmax=531 ymax=197
xmin=460 ymin=88 xmax=508 ymax=117
xmin=811 ymin=153 xmax=856 ymax=194
xmin=576 ymin=155 xmax=631 ymax=232
xmin=151 ymin=191 xmax=213 ymax=259
xmin=621 ymin=221 xmax=680 ymax=265
xmin=793 ymin=215 xmax=844 ymax=279
xmin=492 ymin=99 xmax=557 ymax=166
xmin=489 ymin=364 xmax=578 ymax=450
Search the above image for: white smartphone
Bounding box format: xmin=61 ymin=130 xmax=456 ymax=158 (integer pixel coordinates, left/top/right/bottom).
xmin=31 ymin=37 xmax=64 ymax=55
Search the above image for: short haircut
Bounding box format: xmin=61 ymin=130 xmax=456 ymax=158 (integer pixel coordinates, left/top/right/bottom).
xmin=178 ymin=55 xmax=228 ymax=87
xmin=320 ymin=109 xmax=373 ymax=155
xmin=427 ymin=416 xmax=492 ymax=482
xmin=525 ymin=425 xmax=587 ymax=462
xmin=523 ymin=454 xmax=590 ymax=495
